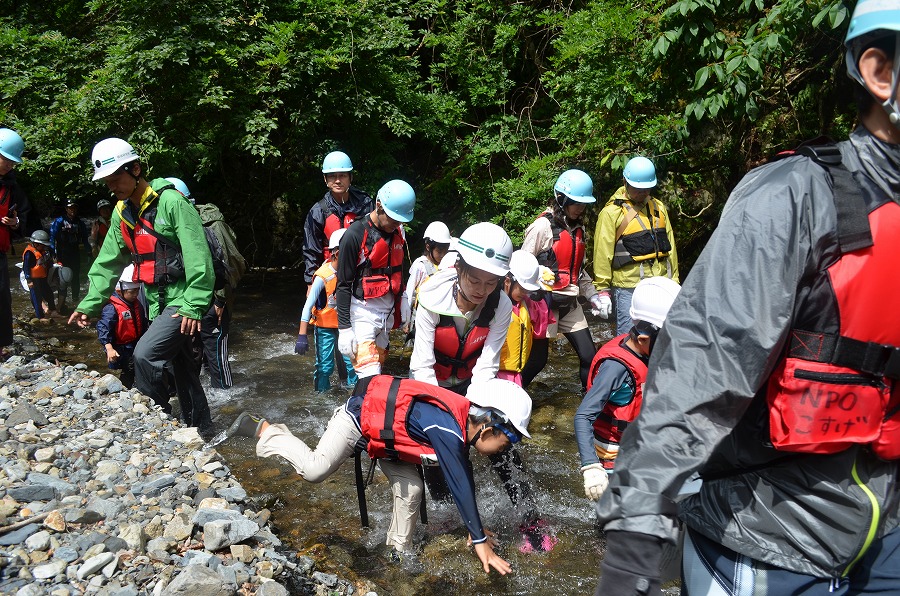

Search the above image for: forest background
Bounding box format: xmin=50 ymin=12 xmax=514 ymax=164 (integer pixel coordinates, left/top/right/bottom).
xmin=2 ymin=0 xmax=855 ymax=273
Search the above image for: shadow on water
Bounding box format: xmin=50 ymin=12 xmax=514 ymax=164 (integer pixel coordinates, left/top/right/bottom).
xmin=21 ymin=266 xmax=623 ymax=595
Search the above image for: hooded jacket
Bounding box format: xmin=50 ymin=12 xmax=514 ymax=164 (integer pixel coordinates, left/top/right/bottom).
xmin=595 ymin=126 xmax=900 ymax=579
xmin=77 ymin=179 xmax=214 ymax=321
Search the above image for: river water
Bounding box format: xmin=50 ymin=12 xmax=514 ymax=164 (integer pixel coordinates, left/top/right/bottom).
xmin=18 ymin=266 xmax=639 ymax=595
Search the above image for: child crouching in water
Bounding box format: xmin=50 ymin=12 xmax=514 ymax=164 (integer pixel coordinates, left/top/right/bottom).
xmin=96 ymin=265 xmax=148 ymax=389
xmin=574 ymin=276 xmax=680 ymax=501
xmin=498 ymin=250 xmax=555 ymax=386
xmin=296 ymin=228 xmax=358 ymax=392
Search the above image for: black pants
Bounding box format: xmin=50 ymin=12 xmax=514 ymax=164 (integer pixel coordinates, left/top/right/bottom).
xmin=0 ymin=253 xmax=12 ymax=347
xmin=57 ymin=249 xmax=81 ymax=303
xmin=195 ymin=303 xmax=233 ymax=389
xmin=422 ymin=380 xmax=537 ymax=520
xmin=520 ymin=328 xmax=595 ymax=390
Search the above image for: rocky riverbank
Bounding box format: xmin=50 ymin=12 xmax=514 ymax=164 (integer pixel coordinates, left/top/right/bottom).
xmin=0 ymin=346 xmax=369 ymax=596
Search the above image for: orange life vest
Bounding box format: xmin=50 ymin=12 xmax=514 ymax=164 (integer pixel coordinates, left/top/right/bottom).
xmin=360 ymin=375 xmax=471 ymax=465
xmin=433 ymin=287 xmax=501 ymax=382
xmin=586 ymin=334 xmax=647 ymax=470
xmin=23 ymin=244 xmax=51 ymax=279
xmin=311 ymin=261 xmax=339 ymax=329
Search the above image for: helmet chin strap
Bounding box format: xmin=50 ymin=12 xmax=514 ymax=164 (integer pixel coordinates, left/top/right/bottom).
xmin=468 ymin=424 xmax=489 ymax=447
xmin=848 ymin=32 xmax=900 ymax=130
xmin=885 ymin=36 xmax=900 ymax=127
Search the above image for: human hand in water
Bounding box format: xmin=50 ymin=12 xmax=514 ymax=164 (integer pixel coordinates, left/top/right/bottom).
xmin=469 ymin=532 xmax=511 ymax=575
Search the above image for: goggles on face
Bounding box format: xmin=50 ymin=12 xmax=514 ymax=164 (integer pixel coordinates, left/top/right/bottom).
xmin=494 ymin=423 xmax=521 ymax=444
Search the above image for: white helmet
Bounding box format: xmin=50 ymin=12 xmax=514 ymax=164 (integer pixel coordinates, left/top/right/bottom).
xmin=118 ymin=265 xmax=141 ymax=290
xmin=467 ymin=378 xmax=532 ymax=438
xmin=423 ymin=221 xmax=452 ymax=244
xmin=629 ymin=277 xmax=681 ymax=329
xmin=454 ymin=222 xmax=512 ymax=277
xmin=508 ymin=250 xmax=541 ymax=291
xmin=327 ymin=228 xmax=347 ymax=251
xmin=91 ymin=138 xmax=139 ymax=181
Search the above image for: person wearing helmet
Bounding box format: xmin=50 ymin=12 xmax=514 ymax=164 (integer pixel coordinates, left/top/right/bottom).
xmin=336 ymin=179 xmax=414 ymax=378
xmin=0 ymin=127 xmax=31 ymax=352
xmin=296 ymin=228 xmax=358 ymax=392
xmin=22 ymin=230 xmax=57 ymax=320
xmin=96 ymin=265 xmax=149 ymax=389
xmin=90 ymin=199 xmax=114 ymax=260
xmin=167 ymin=177 xmax=247 ymax=390
xmin=592 ymin=156 xmax=679 ymax=337
xmin=225 ymin=375 xmax=532 ymax=575
xmin=401 ymin=220 xmax=452 ymax=338
xmin=521 ymin=169 xmax=602 ymax=391
xmin=574 ymin=276 xmax=680 ymax=504
xmin=69 ymin=137 xmax=215 ymax=436
xmin=410 ymin=222 xmax=514 ymax=390
xmin=303 ymin=151 xmax=375 ymax=285
xmin=410 ymin=224 xmax=552 ymax=552
xmin=49 ymin=198 xmax=91 ymax=305
xmin=304 ymin=152 xmax=374 ymax=387
xmin=595 ymin=5 xmax=900 ymax=595
xmin=498 ymin=250 xmax=555 ymax=387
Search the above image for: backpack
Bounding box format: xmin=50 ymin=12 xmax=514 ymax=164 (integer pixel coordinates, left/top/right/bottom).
xmin=203 ymin=226 xmax=232 ymax=291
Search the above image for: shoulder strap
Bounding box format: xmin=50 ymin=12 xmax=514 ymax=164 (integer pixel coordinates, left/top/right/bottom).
xmin=795 ymin=144 xmax=873 ymax=254
xmin=379 ymin=377 xmax=404 ymax=460
xmin=613 ymin=202 xmax=641 ymax=245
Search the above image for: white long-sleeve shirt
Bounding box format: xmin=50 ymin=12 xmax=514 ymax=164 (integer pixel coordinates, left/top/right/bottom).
xmin=409 ymin=267 xmax=512 ymax=387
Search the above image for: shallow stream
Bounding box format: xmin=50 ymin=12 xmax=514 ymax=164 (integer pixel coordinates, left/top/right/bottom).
xmin=19 ymin=266 xmax=621 ymax=595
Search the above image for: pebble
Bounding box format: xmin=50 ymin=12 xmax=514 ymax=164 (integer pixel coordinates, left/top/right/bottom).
xmin=0 ymin=355 xmax=361 ymax=595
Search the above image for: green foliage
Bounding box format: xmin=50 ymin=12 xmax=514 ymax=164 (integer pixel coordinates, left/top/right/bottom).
xmin=0 ymin=0 xmax=859 ymax=272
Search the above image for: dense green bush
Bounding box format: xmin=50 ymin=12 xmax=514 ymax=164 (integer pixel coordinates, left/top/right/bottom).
xmin=1 ymin=0 xmax=853 ymax=272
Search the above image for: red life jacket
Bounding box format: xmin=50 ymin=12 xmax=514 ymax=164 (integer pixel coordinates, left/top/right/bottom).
xmin=109 ymin=293 xmax=147 ymax=345
xmin=586 ymin=334 xmax=647 ymax=469
xmin=433 ymin=286 xmax=502 ymax=382
xmin=766 ymin=146 xmax=900 ymax=459
xmin=360 ymin=375 xmax=471 ymax=465
xmin=96 ymin=220 xmax=110 ymax=246
xmin=322 ymin=208 xmax=361 ymax=261
xmin=541 ymin=212 xmax=585 ymax=290
xmin=0 ymin=184 xmax=11 ymax=253
xmin=23 ymin=244 xmax=51 ymax=279
xmin=358 ymin=218 xmax=405 ymax=298
xmin=119 ymin=190 xmax=183 ymax=286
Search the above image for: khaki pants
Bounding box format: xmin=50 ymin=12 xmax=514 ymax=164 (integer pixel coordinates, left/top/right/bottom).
xmin=256 ymin=406 xmax=424 ymax=552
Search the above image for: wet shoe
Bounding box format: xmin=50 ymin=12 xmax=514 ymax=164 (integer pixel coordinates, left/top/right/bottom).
xmin=226 ymin=412 xmax=266 ymax=439
xmin=518 ymin=518 xmax=558 ymax=553
xmin=387 ymin=548 xmax=424 ymax=574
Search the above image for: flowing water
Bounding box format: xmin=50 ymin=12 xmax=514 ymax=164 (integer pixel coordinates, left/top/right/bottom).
xmin=20 ymin=267 xmax=631 ymax=595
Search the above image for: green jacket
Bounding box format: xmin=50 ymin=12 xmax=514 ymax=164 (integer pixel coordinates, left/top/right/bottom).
xmin=77 ymin=178 xmax=214 ymax=321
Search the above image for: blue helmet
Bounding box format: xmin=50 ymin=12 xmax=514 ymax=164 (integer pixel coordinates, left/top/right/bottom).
xmin=165 ymin=177 xmax=194 ymax=204
xmin=844 ymin=0 xmax=900 ymax=127
xmin=321 ymin=151 xmax=353 ymax=174
xmin=376 ymin=179 xmax=416 ymax=223
xmin=553 ymin=169 xmax=595 ymax=203
xmin=623 ymin=156 xmax=657 ymax=189
xmin=0 ymin=128 xmax=24 ymax=163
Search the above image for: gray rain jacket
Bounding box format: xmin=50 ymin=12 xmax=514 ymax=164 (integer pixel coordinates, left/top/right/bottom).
xmin=596 ymin=125 xmax=900 ymax=579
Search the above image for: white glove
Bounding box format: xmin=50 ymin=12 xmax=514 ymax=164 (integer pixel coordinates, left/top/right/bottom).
xmin=581 ymin=463 xmax=609 ymax=501
xmin=590 ymin=292 xmax=612 ymax=320
xmin=338 ymin=328 xmax=357 ymax=358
